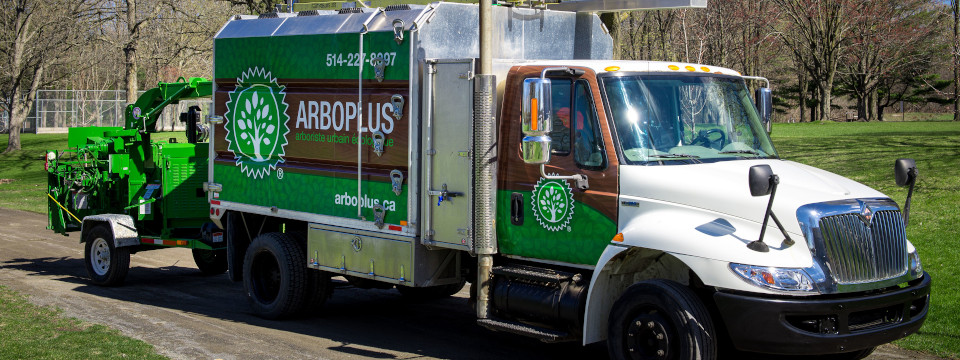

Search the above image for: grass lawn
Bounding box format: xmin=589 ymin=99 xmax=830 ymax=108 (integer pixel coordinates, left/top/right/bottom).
xmin=773 ymin=120 xmax=960 ymax=358
xmin=0 ymin=285 xmax=166 ymax=359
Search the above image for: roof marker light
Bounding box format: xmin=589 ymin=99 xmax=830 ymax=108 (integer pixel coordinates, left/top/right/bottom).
xmin=605 ymin=66 xmax=621 ymax=72
xmin=685 ymin=65 xmax=696 ymax=72
xmin=701 ymin=67 xmax=710 ymax=72
xmin=668 ymin=65 xmax=680 ymax=71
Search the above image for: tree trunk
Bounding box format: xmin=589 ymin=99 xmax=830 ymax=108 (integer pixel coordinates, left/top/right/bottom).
xmin=125 ymin=0 xmax=139 ymax=104
xmin=877 ymin=105 xmax=886 ymax=122
xmin=868 ymin=89 xmax=877 ymax=122
xmin=601 ymin=13 xmax=622 ymax=60
xmin=819 ymin=82 xmax=830 ymax=122
xmin=3 ymin=65 xmax=43 ymax=154
xmin=798 ymin=66 xmax=807 ymax=123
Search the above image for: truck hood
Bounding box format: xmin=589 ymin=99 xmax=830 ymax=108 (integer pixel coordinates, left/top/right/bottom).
xmin=619 ymin=159 xmax=889 ymax=236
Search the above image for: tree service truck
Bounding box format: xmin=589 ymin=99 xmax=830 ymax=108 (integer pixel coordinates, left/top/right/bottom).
xmin=53 ymin=0 xmax=931 ymax=358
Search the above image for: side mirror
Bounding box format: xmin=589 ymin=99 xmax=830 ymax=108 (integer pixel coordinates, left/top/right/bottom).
xmin=521 ymin=77 xmax=553 ymax=164
xmin=894 ymin=158 xmax=918 ymax=226
xmin=755 ymin=87 xmax=772 ymax=133
xmin=747 ymin=164 xmax=794 ymax=252
xmin=895 ymin=158 xmax=917 ymax=187
xmin=748 ymin=164 xmax=775 ymax=196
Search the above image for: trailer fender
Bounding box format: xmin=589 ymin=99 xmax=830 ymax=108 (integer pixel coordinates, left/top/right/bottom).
xmin=81 ymin=214 xmax=139 ymax=248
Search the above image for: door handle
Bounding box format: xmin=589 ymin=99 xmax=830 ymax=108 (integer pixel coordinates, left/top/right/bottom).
xmin=511 ymin=193 xmax=523 ymax=225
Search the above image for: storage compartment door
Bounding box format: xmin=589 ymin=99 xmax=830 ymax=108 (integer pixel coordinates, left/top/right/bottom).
xmin=422 ymin=60 xmax=474 ymax=251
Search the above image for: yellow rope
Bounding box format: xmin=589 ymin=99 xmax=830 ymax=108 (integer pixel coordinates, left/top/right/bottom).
xmin=47 ymin=193 xmax=82 ymax=224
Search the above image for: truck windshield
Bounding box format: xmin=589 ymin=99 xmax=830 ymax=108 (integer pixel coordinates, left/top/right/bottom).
xmin=602 ymin=74 xmax=777 ymax=165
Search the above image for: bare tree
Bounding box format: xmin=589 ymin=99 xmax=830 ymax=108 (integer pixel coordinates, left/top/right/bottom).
xmin=774 ymin=0 xmax=861 ymax=122
xmin=840 ymin=0 xmax=940 ymax=121
xmin=0 ymin=0 xmax=102 ymax=153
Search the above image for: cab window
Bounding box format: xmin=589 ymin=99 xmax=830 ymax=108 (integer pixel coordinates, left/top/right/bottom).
xmin=571 ymin=80 xmax=606 ymax=170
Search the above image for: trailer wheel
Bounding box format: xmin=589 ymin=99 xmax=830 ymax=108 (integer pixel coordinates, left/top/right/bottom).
xmin=192 ymin=249 xmax=228 ymax=275
xmin=83 ymin=225 xmax=130 ymax=286
xmin=607 ymin=279 xmax=716 ymax=360
xmin=242 ymin=233 xmax=306 ymax=319
xmin=396 ymin=279 xmax=466 ymax=301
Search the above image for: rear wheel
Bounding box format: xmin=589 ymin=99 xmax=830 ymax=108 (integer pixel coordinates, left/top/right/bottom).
xmin=192 ymin=248 xmax=228 ymax=275
xmin=242 ymin=233 xmax=306 ymax=319
xmin=83 ymin=225 xmax=130 ymax=286
xmin=607 ymin=279 xmax=716 ymax=360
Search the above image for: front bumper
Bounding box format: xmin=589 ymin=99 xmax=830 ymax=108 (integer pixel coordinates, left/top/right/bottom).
xmin=714 ymin=272 xmax=930 ymax=355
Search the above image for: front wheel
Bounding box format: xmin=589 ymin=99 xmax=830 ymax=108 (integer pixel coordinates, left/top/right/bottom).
xmin=192 ymin=248 xmax=228 ymax=275
xmin=83 ymin=225 xmax=130 ymax=286
xmin=607 ymin=279 xmax=716 ymax=360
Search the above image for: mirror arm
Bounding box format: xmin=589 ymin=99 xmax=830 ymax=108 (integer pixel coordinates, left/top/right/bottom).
xmin=540 ymin=164 xmax=589 ymax=190
xmin=748 ymin=174 xmax=794 ymax=252
xmin=742 ymin=76 xmax=770 ymax=88
xmin=903 ymin=168 xmax=917 ymax=226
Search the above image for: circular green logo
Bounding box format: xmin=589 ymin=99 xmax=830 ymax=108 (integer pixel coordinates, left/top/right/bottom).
xmin=224 ymin=67 xmax=290 ymax=179
xmin=532 ymin=177 xmax=575 ymax=232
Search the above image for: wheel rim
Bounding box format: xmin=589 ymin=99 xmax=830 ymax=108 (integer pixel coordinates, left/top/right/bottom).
xmin=251 ymin=250 xmax=281 ymax=303
xmin=90 ymin=238 xmax=111 ymax=276
xmin=626 ymin=312 xmax=673 ymax=360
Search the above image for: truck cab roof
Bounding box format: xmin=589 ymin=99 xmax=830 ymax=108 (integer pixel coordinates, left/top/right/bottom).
xmin=504 ymin=60 xmax=743 ymax=77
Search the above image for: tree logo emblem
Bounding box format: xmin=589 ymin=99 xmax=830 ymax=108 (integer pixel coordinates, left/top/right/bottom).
xmin=224 ymin=67 xmax=290 ymax=179
xmin=532 ymin=177 xmax=575 ymax=232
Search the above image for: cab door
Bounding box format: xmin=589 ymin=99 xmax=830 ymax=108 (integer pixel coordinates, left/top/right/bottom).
xmin=496 ymin=66 xmax=619 ymax=266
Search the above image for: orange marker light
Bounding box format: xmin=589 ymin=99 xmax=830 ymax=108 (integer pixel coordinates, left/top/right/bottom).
xmin=685 ymin=65 xmax=696 ymax=72
xmin=605 ymin=66 xmax=621 ymax=72
xmin=612 ymin=233 xmax=625 ymax=243
xmin=668 ymin=65 xmax=680 ymax=71
xmin=700 ymin=67 xmax=710 ymax=72
xmin=531 ymin=98 xmax=539 ymax=131
xmin=400 ymin=220 xmax=408 ymax=226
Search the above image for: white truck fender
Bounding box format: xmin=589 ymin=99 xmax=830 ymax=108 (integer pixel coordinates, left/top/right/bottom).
xmin=81 ymin=214 xmax=140 ymax=248
xmin=582 ymin=244 xmax=628 ymax=345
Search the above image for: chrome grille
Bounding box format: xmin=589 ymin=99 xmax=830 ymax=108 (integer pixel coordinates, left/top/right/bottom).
xmin=818 ymin=210 xmax=908 ymax=284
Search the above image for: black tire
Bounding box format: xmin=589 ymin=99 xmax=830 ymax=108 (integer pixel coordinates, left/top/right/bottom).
xmin=607 ymin=279 xmax=716 ymax=360
xmin=299 ymin=269 xmax=333 ymax=315
xmin=83 ymin=225 xmax=130 ymax=286
xmin=396 ymin=279 xmax=466 ymax=301
xmin=242 ymin=232 xmax=306 ymax=320
xmin=192 ymin=248 xmax=228 ymax=275
xmin=285 ymin=231 xmax=333 ymax=315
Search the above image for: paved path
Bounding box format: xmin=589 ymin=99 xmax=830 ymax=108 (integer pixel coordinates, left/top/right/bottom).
xmin=0 ymin=207 xmax=946 ymax=359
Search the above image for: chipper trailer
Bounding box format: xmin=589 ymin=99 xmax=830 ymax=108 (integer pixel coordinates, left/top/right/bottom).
xmin=45 ymin=77 xmax=226 ymax=285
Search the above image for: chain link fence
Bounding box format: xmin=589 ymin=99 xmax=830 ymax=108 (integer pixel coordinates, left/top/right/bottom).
xmin=29 ymin=89 xmax=212 ymax=134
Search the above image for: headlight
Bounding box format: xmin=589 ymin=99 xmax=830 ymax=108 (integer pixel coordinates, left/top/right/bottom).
xmin=730 ymin=263 xmax=817 ymax=293
xmin=909 ymin=250 xmax=923 ymax=278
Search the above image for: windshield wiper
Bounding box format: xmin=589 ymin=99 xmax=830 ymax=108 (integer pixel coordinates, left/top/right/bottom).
xmin=648 ymin=153 xmax=702 ymax=164
xmin=719 ymin=149 xmax=760 ymax=156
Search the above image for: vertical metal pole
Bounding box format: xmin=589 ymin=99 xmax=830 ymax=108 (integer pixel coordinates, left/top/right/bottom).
xmin=479 ymin=0 xmax=492 ymax=75
xmin=475 ymin=0 xmax=495 ymax=320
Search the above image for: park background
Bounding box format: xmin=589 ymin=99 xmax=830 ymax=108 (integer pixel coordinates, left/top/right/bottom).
xmin=1 ymin=0 xmax=959 ymax=358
